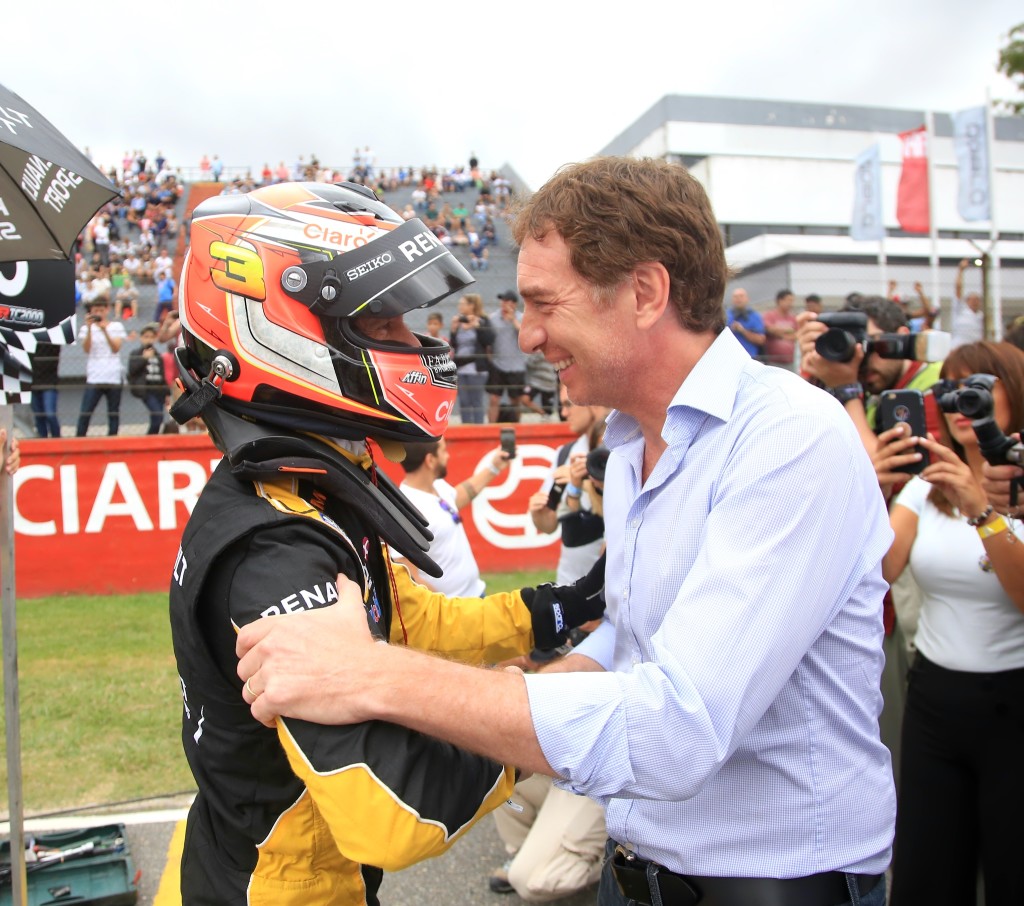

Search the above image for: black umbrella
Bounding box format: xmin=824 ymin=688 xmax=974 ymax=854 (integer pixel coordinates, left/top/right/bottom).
xmin=0 ymin=82 xmax=119 ymax=263
xmin=0 ymin=84 xmax=116 ymax=906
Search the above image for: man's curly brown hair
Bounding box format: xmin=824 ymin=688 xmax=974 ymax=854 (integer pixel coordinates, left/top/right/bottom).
xmin=510 ymin=157 xmax=729 ymax=334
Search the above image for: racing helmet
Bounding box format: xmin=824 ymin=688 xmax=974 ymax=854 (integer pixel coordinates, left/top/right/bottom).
xmin=176 ymin=181 xmax=470 ymax=442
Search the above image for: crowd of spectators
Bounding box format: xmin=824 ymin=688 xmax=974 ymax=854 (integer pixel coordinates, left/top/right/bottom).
xmin=206 ymin=151 xmax=514 ymax=277
xmin=78 ymin=149 xmax=184 ymax=318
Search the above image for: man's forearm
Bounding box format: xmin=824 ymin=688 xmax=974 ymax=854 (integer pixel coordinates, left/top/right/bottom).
xmin=372 ymin=644 xmax=556 ymax=775
xmin=531 ymin=507 xmax=558 ymax=534
xmin=455 ymin=459 xmax=504 ymax=510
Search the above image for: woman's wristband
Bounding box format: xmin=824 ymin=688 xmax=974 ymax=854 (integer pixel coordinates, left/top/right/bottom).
xmin=977 ymin=516 xmax=1010 ymax=540
xmin=566 ymin=483 xmax=582 ymax=497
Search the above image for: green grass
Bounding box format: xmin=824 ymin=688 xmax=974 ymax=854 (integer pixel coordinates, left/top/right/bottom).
xmin=0 ymin=570 xmax=553 ymax=817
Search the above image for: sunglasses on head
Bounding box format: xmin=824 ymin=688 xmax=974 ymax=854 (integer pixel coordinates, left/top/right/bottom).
xmin=438 ymin=499 xmax=461 ymax=525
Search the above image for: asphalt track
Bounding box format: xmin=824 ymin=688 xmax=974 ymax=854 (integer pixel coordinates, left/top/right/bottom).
xmin=8 ymin=803 xmax=599 ymax=906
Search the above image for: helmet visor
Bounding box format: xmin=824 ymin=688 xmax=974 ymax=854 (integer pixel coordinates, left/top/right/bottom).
xmin=280 ymin=218 xmax=473 ymax=320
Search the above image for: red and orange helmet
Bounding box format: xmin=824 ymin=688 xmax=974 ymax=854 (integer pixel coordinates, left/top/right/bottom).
xmin=176 ymin=182 xmax=470 ymax=442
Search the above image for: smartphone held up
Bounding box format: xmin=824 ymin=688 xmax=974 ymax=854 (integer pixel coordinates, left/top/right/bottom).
xmin=877 ymin=389 xmax=929 ymax=475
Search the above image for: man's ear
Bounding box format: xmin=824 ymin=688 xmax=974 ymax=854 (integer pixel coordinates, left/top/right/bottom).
xmin=632 ymin=262 xmax=671 ymax=330
xmin=897 ymin=326 xmax=911 ymax=336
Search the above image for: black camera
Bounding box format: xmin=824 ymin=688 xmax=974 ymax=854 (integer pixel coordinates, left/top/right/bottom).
xmin=586 ymin=446 xmax=609 ymax=483
xmin=814 ymin=311 xmax=948 ymax=363
xmin=935 ymin=372 xmax=1024 ymax=503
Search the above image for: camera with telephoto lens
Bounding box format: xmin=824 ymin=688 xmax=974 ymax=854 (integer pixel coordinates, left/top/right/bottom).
xmin=935 ymin=372 xmax=1024 ymax=504
xmin=814 ymin=311 xmax=949 ymax=363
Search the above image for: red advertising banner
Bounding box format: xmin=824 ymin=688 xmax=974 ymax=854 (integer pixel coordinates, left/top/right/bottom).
xmin=896 ymin=125 xmax=930 ymax=234
xmin=12 ymin=424 xmax=576 ymax=598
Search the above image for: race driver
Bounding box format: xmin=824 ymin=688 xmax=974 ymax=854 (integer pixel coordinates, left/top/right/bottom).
xmin=167 ymin=182 xmax=603 ymax=905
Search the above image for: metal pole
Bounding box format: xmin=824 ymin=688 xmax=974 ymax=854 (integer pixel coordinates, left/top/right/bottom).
xmin=925 ymin=112 xmax=941 ymax=324
xmin=878 ymin=238 xmax=888 ymax=297
xmin=1 ymin=404 xmax=27 ymax=906
xmin=985 ymin=94 xmax=1002 ymax=340
xmin=982 ymin=253 xmax=990 ymax=339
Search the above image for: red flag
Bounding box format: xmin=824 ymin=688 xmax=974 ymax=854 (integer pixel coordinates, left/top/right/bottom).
xmin=896 ymin=126 xmax=930 ymax=233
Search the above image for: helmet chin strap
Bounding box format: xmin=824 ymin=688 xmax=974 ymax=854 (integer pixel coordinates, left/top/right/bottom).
xmin=171 ymin=347 xmax=442 ymax=578
xmin=169 ymin=346 xmax=235 ymax=425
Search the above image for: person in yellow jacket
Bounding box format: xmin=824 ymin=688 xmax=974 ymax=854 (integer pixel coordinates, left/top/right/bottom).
xmin=168 ymin=183 xmax=603 ymax=905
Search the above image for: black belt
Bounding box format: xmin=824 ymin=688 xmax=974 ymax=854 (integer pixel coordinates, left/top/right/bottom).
xmin=611 ymin=845 xmax=884 ymax=906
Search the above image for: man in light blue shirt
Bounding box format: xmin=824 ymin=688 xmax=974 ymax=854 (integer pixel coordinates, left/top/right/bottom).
xmin=238 ymin=157 xmax=895 ymax=906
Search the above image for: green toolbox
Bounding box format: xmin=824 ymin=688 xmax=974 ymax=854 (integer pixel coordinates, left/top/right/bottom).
xmin=0 ymin=823 xmax=138 ymax=905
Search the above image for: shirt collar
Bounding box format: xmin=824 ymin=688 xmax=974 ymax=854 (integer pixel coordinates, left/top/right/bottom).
xmin=605 ymin=329 xmax=749 ymax=452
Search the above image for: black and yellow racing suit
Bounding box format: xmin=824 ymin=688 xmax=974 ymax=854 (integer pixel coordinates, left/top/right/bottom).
xmin=170 ymin=456 xmax=534 ymax=905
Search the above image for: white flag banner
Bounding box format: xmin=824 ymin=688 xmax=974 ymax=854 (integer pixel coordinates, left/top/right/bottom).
xmin=851 ymin=144 xmax=884 ymax=241
xmin=953 ymin=106 xmax=990 ymax=222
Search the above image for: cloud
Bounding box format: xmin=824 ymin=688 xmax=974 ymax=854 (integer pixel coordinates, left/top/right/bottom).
xmin=1 ymin=0 xmax=1020 ymax=190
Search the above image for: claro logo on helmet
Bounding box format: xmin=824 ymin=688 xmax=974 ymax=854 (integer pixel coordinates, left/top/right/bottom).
xmin=346 ymin=251 xmax=393 ymax=282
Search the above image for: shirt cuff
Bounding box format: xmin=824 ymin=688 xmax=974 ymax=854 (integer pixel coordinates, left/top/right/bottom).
xmin=524 ymin=667 xmax=626 ymax=796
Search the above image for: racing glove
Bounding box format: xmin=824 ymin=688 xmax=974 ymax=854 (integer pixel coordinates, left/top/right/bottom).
xmin=521 ymin=552 xmax=607 ymax=651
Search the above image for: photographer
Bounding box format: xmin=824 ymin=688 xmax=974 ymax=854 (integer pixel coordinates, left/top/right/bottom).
xmin=75 ymin=295 xmax=126 ymax=437
xmin=873 ymin=341 xmax=1024 ymax=903
xmin=390 ymin=438 xmax=511 ymax=597
xmin=796 ymin=296 xmax=943 ymax=464
xmin=450 ymin=293 xmax=493 ymax=424
xmin=127 ymin=323 xmax=171 ymax=435
xmin=528 ymin=385 xmax=608 ymax=585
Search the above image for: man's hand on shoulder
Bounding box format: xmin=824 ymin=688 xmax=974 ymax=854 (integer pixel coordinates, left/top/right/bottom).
xmin=238 ymin=574 xmax=377 ymax=727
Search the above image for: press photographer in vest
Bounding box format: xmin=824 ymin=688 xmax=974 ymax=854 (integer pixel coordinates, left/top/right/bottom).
xmin=796 ymin=295 xmax=946 ymax=458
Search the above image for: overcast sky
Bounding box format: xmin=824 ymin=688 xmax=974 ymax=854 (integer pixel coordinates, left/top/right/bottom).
xmin=3 ymin=0 xmax=1021 ymax=190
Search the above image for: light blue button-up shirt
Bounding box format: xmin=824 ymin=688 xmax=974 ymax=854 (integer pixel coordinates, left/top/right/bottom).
xmin=524 ymin=329 xmax=896 ymax=877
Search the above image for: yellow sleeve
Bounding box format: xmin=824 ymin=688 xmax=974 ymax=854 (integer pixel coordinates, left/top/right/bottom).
xmin=277 ymin=714 xmax=516 ymax=872
xmin=388 ymin=558 xmax=534 ymax=664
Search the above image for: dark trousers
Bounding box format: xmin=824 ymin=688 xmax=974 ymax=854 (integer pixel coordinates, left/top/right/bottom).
xmin=31 ymin=388 xmax=61 ymax=437
xmin=76 ymin=384 xmax=122 ymax=436
xmin=140 ymin=390 xmax=166 ymax=434
xmin=457 ymin=371 xmax=487 ymax=424
xmin=597 ymin=840 xmax=885 ymax=906
xmin=891 ymin=653 xmax=1024 ymax=905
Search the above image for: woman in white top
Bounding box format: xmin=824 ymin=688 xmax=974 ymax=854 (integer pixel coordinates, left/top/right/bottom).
xmin=875 ymin=340 xmax=1024 ymax=905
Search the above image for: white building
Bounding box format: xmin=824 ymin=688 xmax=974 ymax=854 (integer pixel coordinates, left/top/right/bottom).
xmin=599 ymin=95 xmax=1024 ymax=330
